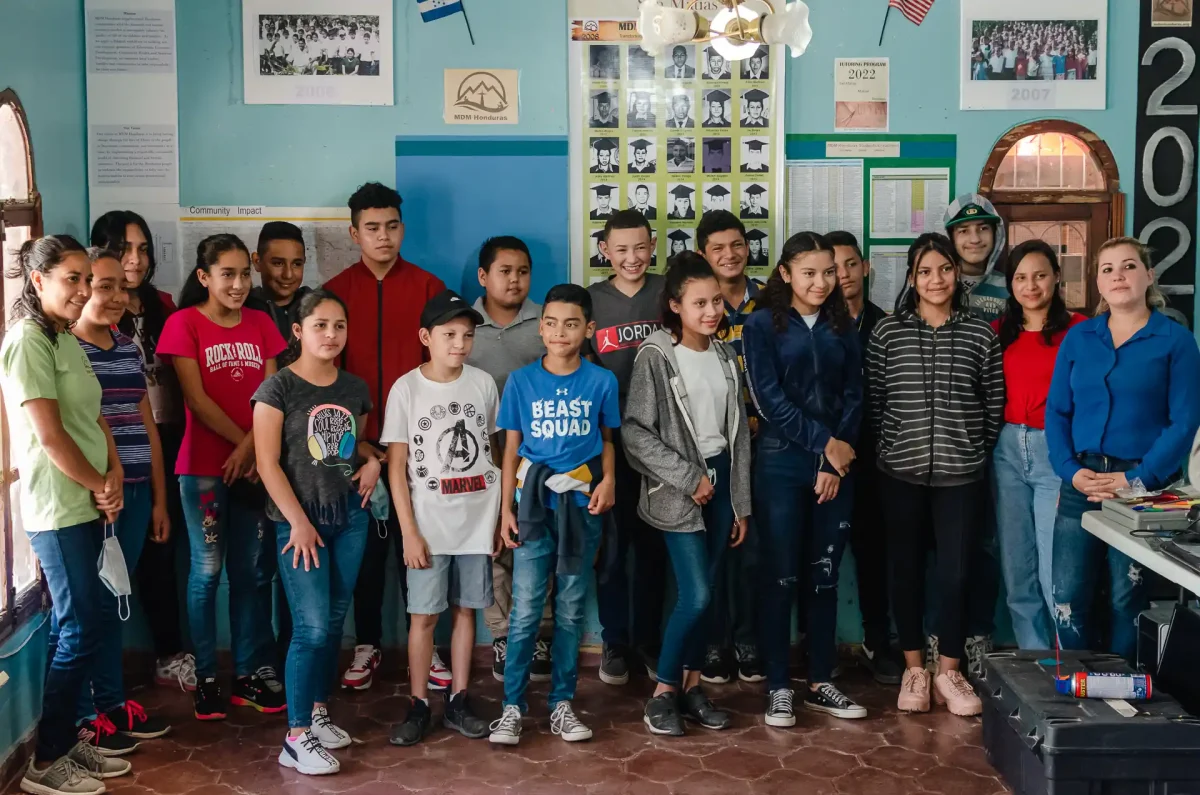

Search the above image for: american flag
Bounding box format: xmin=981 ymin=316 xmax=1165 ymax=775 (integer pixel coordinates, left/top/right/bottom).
xmin=888 ymin=0 xmax=934 ymax=26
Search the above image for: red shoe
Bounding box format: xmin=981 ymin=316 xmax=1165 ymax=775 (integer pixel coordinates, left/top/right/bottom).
xmin=428 ymin=650 xmax=451 ymax=692
xmin=342 ymin=645 xmax=381 ymax=691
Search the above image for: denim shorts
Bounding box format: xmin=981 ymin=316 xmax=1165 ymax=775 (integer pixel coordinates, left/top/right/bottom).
xmin=406 ymin=554 xmax=495 ymax=614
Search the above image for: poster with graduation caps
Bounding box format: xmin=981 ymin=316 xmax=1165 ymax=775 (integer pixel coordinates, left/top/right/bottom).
xmin=568 ymin=0 xmax=786 ymax=284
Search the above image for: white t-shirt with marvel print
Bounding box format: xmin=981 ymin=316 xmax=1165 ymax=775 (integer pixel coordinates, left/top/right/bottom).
xmin=380 ymin=364 xmax=500 ymax=555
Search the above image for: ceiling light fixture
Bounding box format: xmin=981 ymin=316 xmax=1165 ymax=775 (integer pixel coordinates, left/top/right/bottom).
xmin=638 ymin=0 xmax=813 ymax=62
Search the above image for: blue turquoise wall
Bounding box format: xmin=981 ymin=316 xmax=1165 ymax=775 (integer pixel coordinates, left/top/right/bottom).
xmin=0 ymin=618 xmax=50 ymax=771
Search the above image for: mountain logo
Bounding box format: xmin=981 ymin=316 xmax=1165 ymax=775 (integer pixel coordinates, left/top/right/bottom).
xmin=454 ymin=71 xmax=509 ymax=114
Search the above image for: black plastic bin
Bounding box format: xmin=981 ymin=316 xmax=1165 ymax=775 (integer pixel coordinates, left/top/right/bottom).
xmin=978 ymin=650 xmax=1200 ymax=795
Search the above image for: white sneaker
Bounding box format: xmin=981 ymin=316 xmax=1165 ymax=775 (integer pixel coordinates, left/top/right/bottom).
xmin=550 ymin=701 xmax=593 ymax=742
xmin=489 ymin=704 xmax=523 ymax=746
xmin=341 ymin=645 xmax=380 ymax=691
xmin=428 ymin=650 xmax=451 ymax=691
xmin=155 ymin=652 xmax=197 ymax=692
xmin=279 ymin=731 xmax=340 ymax=776
xmin=310 ymin=706 xmax=351 ymax=749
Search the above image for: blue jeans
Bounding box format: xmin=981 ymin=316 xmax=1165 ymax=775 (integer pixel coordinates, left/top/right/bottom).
xmin=658 ymin=451 xmax=733 ymax=688
xmin=32 ymin=521 xmax=106 ymax=762
xmin=276 ymin=502 xmax=369 ymax=728
xmin=754 ymin=438 xmax=854 ymax=689
xmin=70 ymin=482 xmax=153 ymax=719
xmin=504 ymin=507 xmax=603 ymax=711
xmin=256 ymin=513 xmax=292 ymax=672
xmin=992 ymin=425 xmax=1059 ymax=650
xmin=1051 ymin=454 xmax=1147 ymax=660
xmin=180 ymin=476 xmax=266 ymax=679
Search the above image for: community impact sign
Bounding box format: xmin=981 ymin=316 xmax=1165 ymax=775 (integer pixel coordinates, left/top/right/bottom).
xmin=443 ymin=68 xmax=519 ymax=124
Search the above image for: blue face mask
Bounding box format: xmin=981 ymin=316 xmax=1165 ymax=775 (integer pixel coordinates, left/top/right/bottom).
xmin=368 ymin=478 xmax=390 ymax=523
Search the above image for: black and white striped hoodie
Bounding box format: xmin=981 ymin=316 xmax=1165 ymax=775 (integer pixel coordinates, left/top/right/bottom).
xmin=865 ymin=309 xmax=1004 ymax=487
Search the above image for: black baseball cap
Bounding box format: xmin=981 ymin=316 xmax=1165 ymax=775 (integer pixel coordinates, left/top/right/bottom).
xmin=420 ymin=289 xmax=484 ymax=330
xmin=946 ymin=202 xmax=1001 ymax=228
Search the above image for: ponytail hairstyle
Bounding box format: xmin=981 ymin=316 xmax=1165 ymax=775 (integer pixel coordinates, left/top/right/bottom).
xmin=287 ymin=289 xmax=350 ymax=361
xmin=896 ymin=233 xmax=967 ymax=316
xmin=91 ymin=210 xmax=170 ymax=347
xmin=177 ymin=234 xmax=251 ymax=310
xmin=1094 ymin=236 xmax=1168 ymax=315
xmin=758 ymin=231 xmax=851 ymax=334
xmin=997 ymin=239 xmax=1073 ymax=350
xmin=5 ymin=235 xmax=88 ymax=344
xmin=660 ymin=251 xmax=727 ymax=342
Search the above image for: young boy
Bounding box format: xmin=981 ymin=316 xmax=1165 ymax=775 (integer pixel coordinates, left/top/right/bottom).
xmin=488 ymin=285 xmax=618 ymax=746
xmin=382 ymin=289 xmax=499 ymax=745
xmin=696 ymin=210 xmax=764 ymax=685
xmin=251 ymin=221 xmax=311 ymax=366
xmin=464 ymin=237 xmax=555 ymax=682
xmin=324 ymin=182 xmax=447 ymax=692
xmin=588 ymin=210 xmax=667 ymax=685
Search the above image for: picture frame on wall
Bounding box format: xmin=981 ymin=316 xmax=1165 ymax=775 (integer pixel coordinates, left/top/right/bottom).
xmin=960 ymin=0 xmax=1107 ymax=111
xmin=242 ymin=0 xmax=394 ymax=105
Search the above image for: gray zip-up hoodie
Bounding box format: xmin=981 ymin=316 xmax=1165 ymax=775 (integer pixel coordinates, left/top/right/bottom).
xmin=622 ymin=330 xmax=752 ymax=532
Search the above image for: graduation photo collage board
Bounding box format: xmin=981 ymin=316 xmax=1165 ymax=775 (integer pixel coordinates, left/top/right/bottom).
xmin=570 ymin=14 xmax=783 ymax=284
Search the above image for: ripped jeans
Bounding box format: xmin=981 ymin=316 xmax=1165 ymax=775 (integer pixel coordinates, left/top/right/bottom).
xmin=754 ymin=438 xmax=854 ymax=689
xmin=1051 ymin=455 xmax=1147 ymax=660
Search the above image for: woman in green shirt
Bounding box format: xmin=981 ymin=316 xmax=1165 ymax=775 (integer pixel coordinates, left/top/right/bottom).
xmin=1 ymin=236 xmax=130 ymax=795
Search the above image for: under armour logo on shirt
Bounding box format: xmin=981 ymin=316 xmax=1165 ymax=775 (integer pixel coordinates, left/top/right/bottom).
xmin=557 ymin=388 xmax=569 ymax=396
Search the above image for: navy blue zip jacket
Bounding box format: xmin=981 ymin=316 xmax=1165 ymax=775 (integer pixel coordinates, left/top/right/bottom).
xmin=742 ymin=306 xmax=863 ymax=460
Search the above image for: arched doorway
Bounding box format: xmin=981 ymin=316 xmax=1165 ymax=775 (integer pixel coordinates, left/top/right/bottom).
xmin=979 ymin=120 xmax=1122 ymax=314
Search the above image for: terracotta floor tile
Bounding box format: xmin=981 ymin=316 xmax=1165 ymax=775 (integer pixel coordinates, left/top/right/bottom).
xmin=916 ymin=764 xmax=1002 ymax=795
xmin=130 ymin=759 xmax=217 ymax=794
xmin=859 ymin=745 xmax=938 ymax=778
xmin=804 ymin=726 xmax=887 ymax=755
xmin=624 ymin=749 xmax=696 ymax=783
xmin=508 ymin=774 xmax=589 ymax=795
xmin=670 ymin=770 xmax=753 ymax=795
xmin=699 ymin=746 xmax=781 ymax=780
xmin=834 ymin=766 xmax=923 ymax=795
xmin=751 ymin=769 xmax=839 ymax=795
xmin=780 ymin=747 xmax=860 ymax=778
xmin=376 ymin=757 xmax=464 ymax=790
xmin=584 ymin=771 xmax=671 ymax=795
xmin=939 ymin=743 xmax=997 ymax=777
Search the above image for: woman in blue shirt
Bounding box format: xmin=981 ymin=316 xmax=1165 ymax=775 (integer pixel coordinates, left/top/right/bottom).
xmin=1045 ymin=237 xmax=1200 ymax=659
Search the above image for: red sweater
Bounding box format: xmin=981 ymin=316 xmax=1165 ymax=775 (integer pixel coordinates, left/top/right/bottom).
xmin=323 ymin=257 xmax=445 ymax=441
xmin=991 ymin=313 xmax=1086 ymax=429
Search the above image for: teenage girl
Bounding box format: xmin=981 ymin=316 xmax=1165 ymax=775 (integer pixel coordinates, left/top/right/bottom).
xmin=156 ymin=234 xmax=287 ymax=720
xmin=3 ymin=236 xmax=130 ymax=794
xmin=623 ymin=253 xmax=750 ymax=737
xmin=1046 ymin=237 xmax=1200 ymax=659
xmin=90 ymin=210 xmax=194 ymax=692
xmin=742 ymin=232 xmax=867 ymax=727
xmin=990 ymin=241 xmax=1084 ymax=650
xmin=69 ymin=248 xmax=172 ymax=751
xmin=866 ymin=233 xmax=1003 ymax=716
xmin=254 ymin=290 xmax=380 ymax=776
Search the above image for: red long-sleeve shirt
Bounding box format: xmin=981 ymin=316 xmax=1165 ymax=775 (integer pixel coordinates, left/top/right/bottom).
xmin=323 ymin=257 xmax=445 ymax=442
xmin=991 ymin=313 xmax=1086 ymax=429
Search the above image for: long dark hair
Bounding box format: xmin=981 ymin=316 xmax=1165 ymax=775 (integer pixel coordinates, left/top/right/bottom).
xmin=5 ymin=235 xmax=88 ymax=344
xmin=897 ymin=233 xmax=968 ymax=316
xmin=286 ymin=289 xmax=350 ymax=362
xmin=91 ymin=210 xmax=169 ymax=346
xmin=660 ymin=252 xmax=728 ymax=341
xmin=177 ymin=234 xmax=251 ymax=310
xmin=758 ymin=231 xmax=851 ymax=334
xmin=997 ymin=239 xmax=1073 ymax=350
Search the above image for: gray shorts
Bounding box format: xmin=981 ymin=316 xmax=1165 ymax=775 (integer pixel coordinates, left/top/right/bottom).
xmin=406 ymin=554 xmax=495 ymax=615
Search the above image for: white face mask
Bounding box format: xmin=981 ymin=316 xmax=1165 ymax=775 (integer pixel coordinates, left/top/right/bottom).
xmin=98 ymin=523 xmax=132 ymax=621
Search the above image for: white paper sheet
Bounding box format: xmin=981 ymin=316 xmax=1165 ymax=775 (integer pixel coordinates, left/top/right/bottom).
xmin=867 ymin=244 xmax=910 ymax=311
xmin=786 ymin=159 xmax=864 ymax=244
xmin=869 ymin=167 xmax=950 ymax=239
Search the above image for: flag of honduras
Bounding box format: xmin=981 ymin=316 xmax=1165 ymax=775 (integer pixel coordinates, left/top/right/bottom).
xmin=418 ymin=0 xmax=464 ymax=22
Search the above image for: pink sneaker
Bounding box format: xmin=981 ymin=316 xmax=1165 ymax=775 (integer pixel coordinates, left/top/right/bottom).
xmin=897 ymin=667 xmax=931 ymax=713
xmin=935 ymin=670 xmax=982 ymax=717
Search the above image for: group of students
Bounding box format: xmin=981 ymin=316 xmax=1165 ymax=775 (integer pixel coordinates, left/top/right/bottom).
xmin=7 ymin=178 xmax=1200 ymax=793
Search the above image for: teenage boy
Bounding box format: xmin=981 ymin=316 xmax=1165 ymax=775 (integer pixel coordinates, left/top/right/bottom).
xmin=697 ymin=210 xmax=764 ymax=685
xmin=383 ymin=290 xmax=498 ymax=746
xmin=488 ymin=285 xmax=619 ymax=746
xmin=465 ymin=237 xmax=555 ymax=683
xmin=324 ymin=182 xmax=447 ymax=692
xmin=588 ymin=210 xmax=667 ymax=686
xmin=827 ymin=231 xmax=903 ymax=685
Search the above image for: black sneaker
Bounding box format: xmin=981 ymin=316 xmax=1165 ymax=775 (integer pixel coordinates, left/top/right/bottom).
xmin=194 ymin=677 xmax=227 ymax=721
xmin=679 ymin=686 xmax=731 ymax=730
xmin=443 ymin=691 xmax=488 ymax=739
xmin=104 ymin=700 xmax=171 ymax=740
xmin=637 ymin=645 xmax=660 ymax=682
xmin=599 ymin=643 xmax=629 ymax=685
xmin=530 ymin=638 xmax=552 ymax=682
xmin=857 ymin=639 xmax=904 ymax=686
xmin=389 ymin=697 xmax=432 ymax=746
xmin=700 ymin=645 xmax=733 ymax=685
xmin=643 ymin=693 xmax=684 ymax=736
xmin=765 ymin=688 xmax=796 ymax=728
xmin=492 ymin=636 xmax=507 ymax=682
xmin=77 ymin=715 xmax=139 ymax=756
xmin=735 ymin=643 xmax=765 ymax=683
xmin=804 ymin=682 xmax=867 ymax=719
xmin=231 ymin=669 xmax=287 ymax=714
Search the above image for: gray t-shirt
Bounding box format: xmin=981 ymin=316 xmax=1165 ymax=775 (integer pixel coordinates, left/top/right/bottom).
xmin=252 ymin=368 xmax=373 ymax=525
xmin=466 ymin=298 xmax=545 ymax=396
xmin=587 ymin=273 xmax=665 ymax=402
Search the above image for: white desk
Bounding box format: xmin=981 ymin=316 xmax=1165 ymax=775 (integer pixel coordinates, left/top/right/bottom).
xmin=1082 ymin=510 xmax=1200 ymax=596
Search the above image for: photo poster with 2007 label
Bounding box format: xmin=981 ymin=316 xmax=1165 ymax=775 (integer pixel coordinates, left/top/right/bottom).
xmin=568 ymin=0 xmax=786 ymax=285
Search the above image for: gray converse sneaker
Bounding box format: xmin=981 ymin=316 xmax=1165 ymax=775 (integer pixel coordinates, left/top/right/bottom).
xmin=550 ymin=701 xmax=593 ymax=742
xmin=67 ymin=741 xmax=131 ymax=779
xmin=488 ymin=704 xmax=523 ymax=746
xmin=19 ymin=756 xmax=104 ymax=795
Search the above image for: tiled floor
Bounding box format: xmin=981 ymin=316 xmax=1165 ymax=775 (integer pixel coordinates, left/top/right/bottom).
xmin=10 ymin=661 xmax=1012 ymax=795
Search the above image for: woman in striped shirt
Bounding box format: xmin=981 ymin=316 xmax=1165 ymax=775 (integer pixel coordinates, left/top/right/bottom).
xmin=866 ymin=233 xmax=1004 ymax=717
xmin=71 ymin=248 xmax=172 ymax=748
